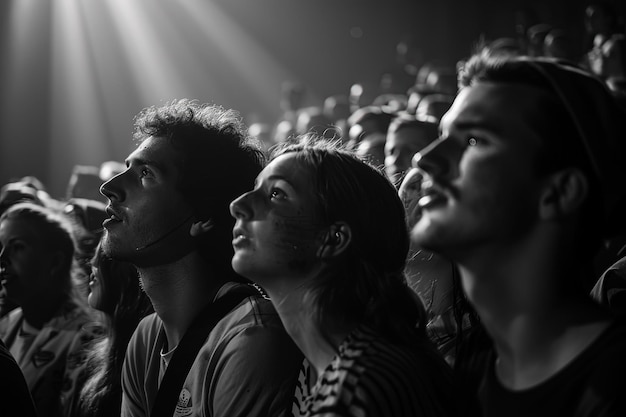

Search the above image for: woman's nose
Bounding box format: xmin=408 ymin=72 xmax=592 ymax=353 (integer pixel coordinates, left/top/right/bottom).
xmin=229 ymin=192 xmax=253 ymax=220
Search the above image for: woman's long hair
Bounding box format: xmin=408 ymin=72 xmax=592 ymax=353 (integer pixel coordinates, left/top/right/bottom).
xmin=0 ymin=202 xmax=89 ymax=309
xmin=75 ymin=241 xmax=153 ymax=417
xmin=271 ymin=137 xmax=427 ymax=346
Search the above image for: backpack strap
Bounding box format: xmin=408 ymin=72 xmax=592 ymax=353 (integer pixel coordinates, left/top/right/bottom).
xmin=150 ymin=284 xmax=260 ymax=417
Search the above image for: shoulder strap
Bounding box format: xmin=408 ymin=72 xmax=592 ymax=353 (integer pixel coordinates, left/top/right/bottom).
xmin=150 ymin=284 xmax=260 ymax=417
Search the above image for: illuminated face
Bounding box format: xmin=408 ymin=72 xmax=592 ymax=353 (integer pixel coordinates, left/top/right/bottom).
xmin=385 ymin=125 xmax=435 ymax=185
xmin=355 ymin=132 xmax=386 ymax=167
xmin=230 ymin=153 xmax=325 ymax=288
xmin=99 ymin=136 xmax=194 ymax=265
xmin=0 ymin=218 xmax=59 ymax=304
xmin=400 ymin=82 xmax=546 ymax=259
xmin=87 ymin=253 xmax=112 ymax=313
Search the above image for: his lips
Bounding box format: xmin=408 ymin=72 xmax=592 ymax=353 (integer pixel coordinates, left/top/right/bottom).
xmin=416 ymin=177 xmax=447 ymax=210
xmin=103 ymin=206 xmax=123 ymax=227
xmin=417 ymin=193 xmax=445 ymax=209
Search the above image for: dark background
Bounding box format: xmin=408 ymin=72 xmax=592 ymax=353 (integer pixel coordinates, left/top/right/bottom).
xmin=0 ymin=0 xmax=621 ymax=197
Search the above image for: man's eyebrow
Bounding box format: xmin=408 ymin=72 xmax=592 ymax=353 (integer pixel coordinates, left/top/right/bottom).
xmin=445 ymin=119 xmax=504 ymax=135
xmin=125 ymin=156 xmax=166 ymax=172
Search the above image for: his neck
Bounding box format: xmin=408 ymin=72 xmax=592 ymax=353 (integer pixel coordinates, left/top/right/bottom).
xmin=456 ymin=238 xmax=611 ymax=390
xmin=137 ymin=251 xmax=227 ymax=349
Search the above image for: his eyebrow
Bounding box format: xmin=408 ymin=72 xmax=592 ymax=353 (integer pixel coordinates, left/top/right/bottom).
xmin=126 ymin=156 xmax=166 ymax=173
xmin=446 ymin=119 xmax=504 ymax=135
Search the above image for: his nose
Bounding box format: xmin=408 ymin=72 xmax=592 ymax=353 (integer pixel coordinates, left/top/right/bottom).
xmin=99 ymin=170 xmax=126 ymax=202
xmin=412 ymin=135 xmax=457 ymax=179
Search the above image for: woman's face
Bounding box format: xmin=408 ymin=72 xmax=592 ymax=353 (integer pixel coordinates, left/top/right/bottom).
xmin=88 ymin=260 xmax=106 ymax=312
xmin=0 ymin=218 xmax=58 ymax=304
xmin=230 ymin=153 xmax=326 ymax=288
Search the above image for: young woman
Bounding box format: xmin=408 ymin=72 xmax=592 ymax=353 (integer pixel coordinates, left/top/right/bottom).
xmin=71 ymin=240 xmax=153 ymax=417
xmin=0 ymin=202 xmax=96 ymax=417
xmin=230 ymin=138 xmax=457 ymax=417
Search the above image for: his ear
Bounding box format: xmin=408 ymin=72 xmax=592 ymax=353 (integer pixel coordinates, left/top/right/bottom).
xmin=539 ymin=168 xmax=589 ymax=220
xmin=317 ymin=222 xmax=352 ymax=260
xmin=189 ymin=219 xmax=214 ymax=237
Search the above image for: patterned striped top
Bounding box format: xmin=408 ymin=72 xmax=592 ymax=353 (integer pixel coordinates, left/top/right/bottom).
xmin=291 ymin=325 xmax=456 ymax=417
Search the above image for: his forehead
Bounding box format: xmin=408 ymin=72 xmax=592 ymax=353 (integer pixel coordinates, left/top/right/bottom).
xmin=441 ymin=82 xmax=545 ymax=135
xmin=128 ymin=136 xmax=181 ymax=170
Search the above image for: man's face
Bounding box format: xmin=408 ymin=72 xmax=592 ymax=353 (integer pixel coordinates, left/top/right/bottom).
xmin=385 ymin=125 xmax=435 ymax=185
xmin=399 ymin=82 xmax=547 ymax=259
xmin=99 ymin=136 xmax=194 ymax=264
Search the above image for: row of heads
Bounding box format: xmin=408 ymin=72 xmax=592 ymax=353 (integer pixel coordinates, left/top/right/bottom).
xmin=3 ymin=52 xmax=626 ymax=277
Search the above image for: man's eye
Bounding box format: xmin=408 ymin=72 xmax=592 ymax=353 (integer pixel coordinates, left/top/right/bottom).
xmin=140 ymin=168 xmax=151 ymax=178
xmin=467 ymin=137 xmax=486 ymax=147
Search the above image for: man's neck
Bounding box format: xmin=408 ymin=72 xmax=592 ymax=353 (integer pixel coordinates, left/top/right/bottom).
xmin=456 ymin=238 xmax=611 ymax=390
xmin=137 ymin=251 xmax=227 ymax=349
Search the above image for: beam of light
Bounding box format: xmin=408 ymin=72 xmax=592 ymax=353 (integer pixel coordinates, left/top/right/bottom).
xmin=49 ymin=0 xmax=110 ymax=195
xmin=0 ymin=0 xmax=52 ymax=187
xmin=0 ymin=0 xmax=47 ymax=156
xmin=1 ymin=0 xmax=299 ymax=196
xmin=177 ymin=0 xmax=295 ymax=119
xmin=101 ymin=0 xmax=192 ymax=104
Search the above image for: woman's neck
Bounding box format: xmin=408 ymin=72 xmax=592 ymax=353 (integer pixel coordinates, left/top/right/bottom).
xmin=21 ymin=291 xmax=68 ymax=329
xmin=266 ymin=282 xmax=356 ymax=379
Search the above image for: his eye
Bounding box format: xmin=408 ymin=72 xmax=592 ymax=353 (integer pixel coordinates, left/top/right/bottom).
xmin=270 ymin=188 xmax=287 ymax=200
xmin=140 ymin=167 xmax=152 ymax=178
xmin=467 ymin=136 xmax=487 ymax=147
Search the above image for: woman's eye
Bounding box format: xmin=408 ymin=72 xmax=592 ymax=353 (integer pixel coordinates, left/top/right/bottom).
xmin=468 ymin=137 xmax=478 ymax=146
xmin=270 ymin=188 xmax=286 ymax=200
xmin=140 ymin=168 xmax=151 ymax=178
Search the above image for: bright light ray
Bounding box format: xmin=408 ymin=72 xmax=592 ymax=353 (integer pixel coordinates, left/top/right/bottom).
xmin=178 ymin=0 xmax=293 ymax=115
xmin=49 ymin=0 xmax=109 ymax=190
xmin=1 ymin=0 xmax=297 ymax=196
xmin=103 ymin=0 xmax=190 ymax=104
xmin=1 ymin=0 xmax=47 ymax=157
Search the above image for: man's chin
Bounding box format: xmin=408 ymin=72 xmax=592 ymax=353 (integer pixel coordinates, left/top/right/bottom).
xmin=409 ymin=217 xmax=442 ymax=252
xmin=100 ymin=233 xmax=133 ymax=262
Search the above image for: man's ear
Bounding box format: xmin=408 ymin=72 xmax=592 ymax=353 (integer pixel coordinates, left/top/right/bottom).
xmin=539 ymin=168 xmax=589 ymax=220
xmin=190 ymin=219 xmax=214 ymax=237
xmin=317 ymin=222 xmax=352 ymax=260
